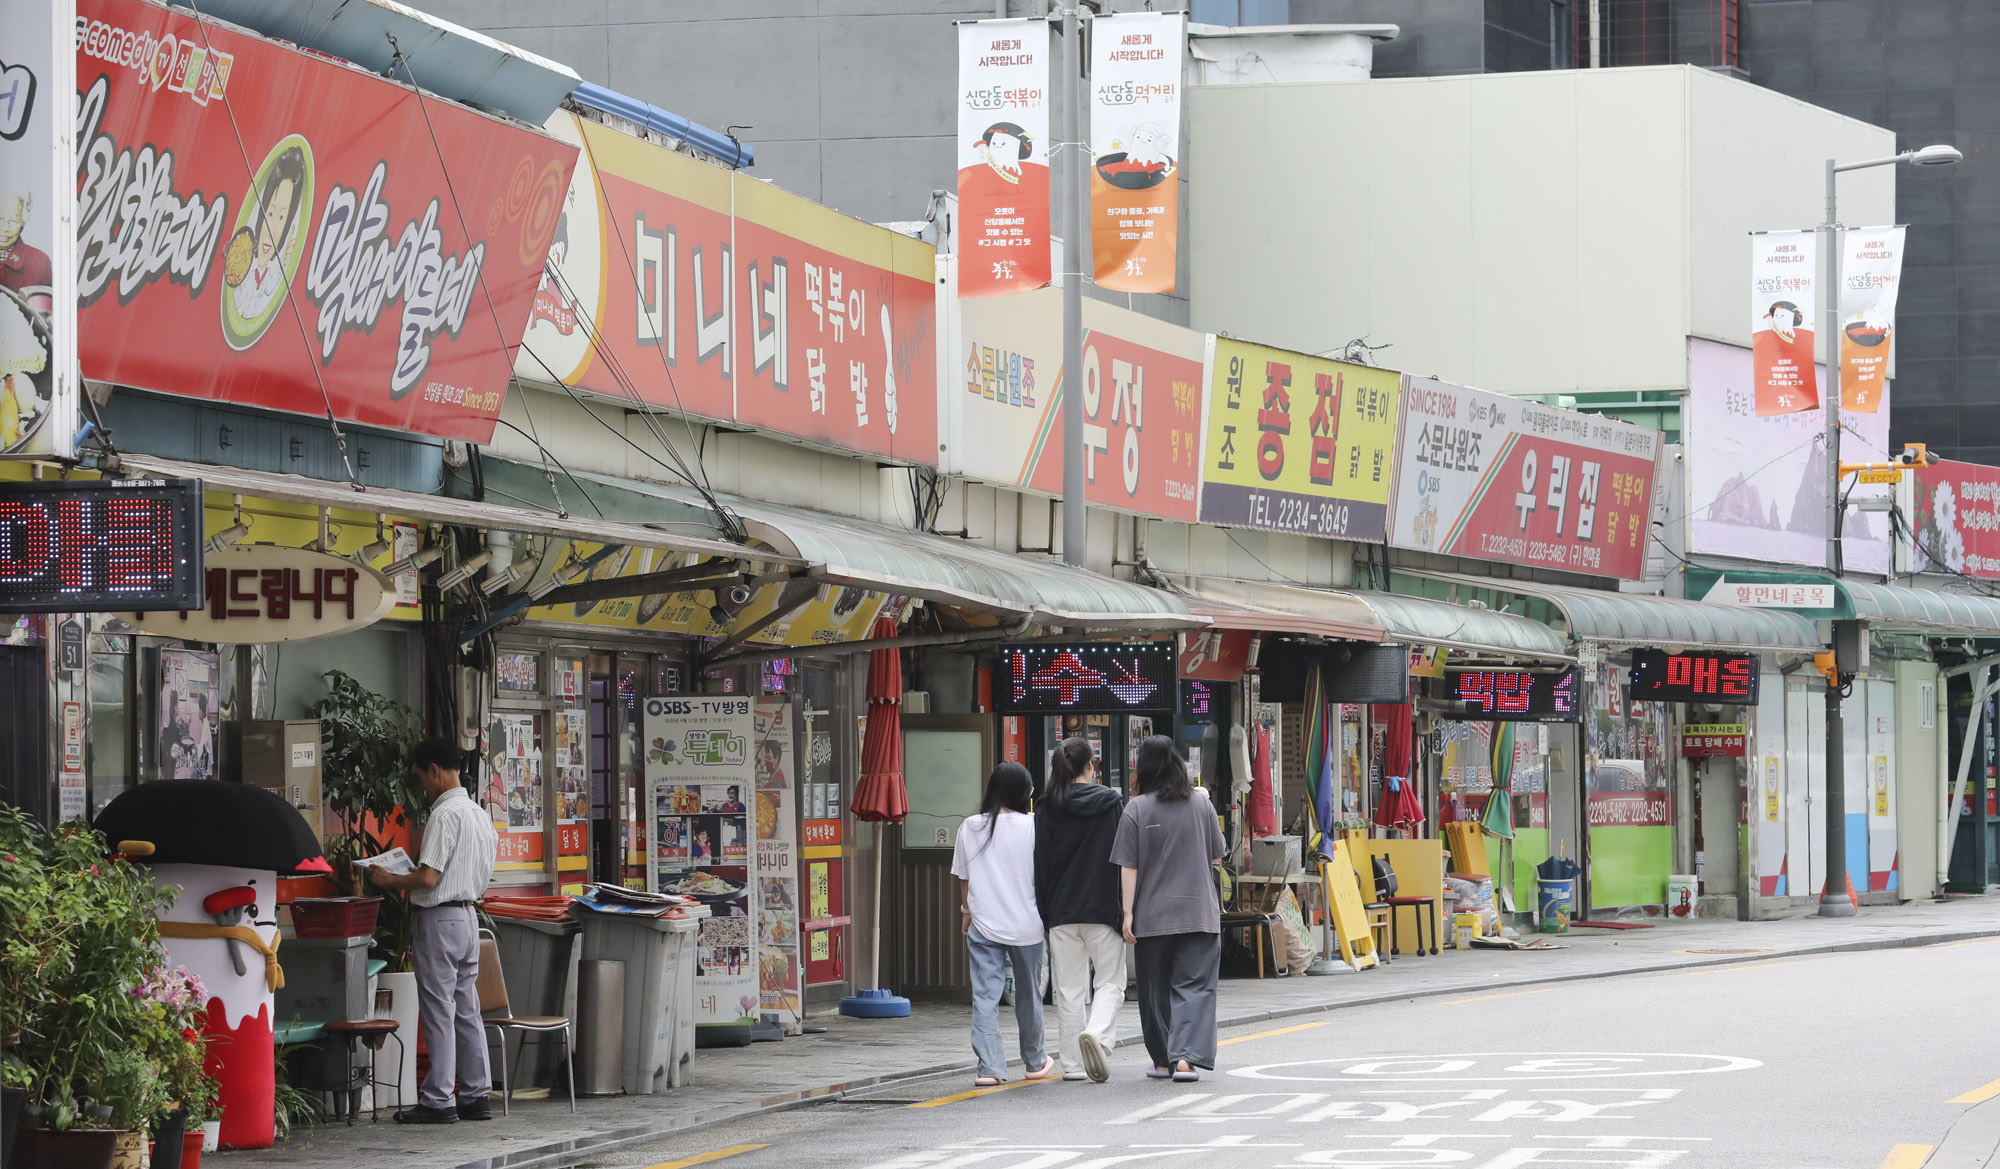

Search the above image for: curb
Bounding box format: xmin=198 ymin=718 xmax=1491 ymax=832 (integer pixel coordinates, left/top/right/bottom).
xmin=458 ymin=922 xmax=2000 ymax=1169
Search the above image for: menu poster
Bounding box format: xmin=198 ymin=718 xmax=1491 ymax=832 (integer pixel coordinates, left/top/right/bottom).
xmin=645 ymin=696 xmax=758 ymax=1025
xmin=754 ymin=698 xmax=802 ymax=1032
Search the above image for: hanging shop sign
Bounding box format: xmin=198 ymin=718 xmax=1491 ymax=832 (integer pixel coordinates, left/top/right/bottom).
xmin=1686 ymin=340 xmax=1891 ymax=573
xmin=1178 ymin=627 xmax=1251 ymax=681
xmin=1626 ymin=649 xmax=1759 ymax=706
xmin=1198 ymin=338 xmax=1399 ymax=540
xmin=957 ymin=18 xmax=1052 ymax=297
xmin=952 ymin=290 xmax=1204 ymax=520
xmin=1446 ymin=667 xmax=1580 ymax=723
xmin=0 ymin=477 xmax=203 ymax=612
xmin=1088 ymin=10 xmax=1183 ymax=294
xmin=116 ymin=545 xmax=395 ymax=642
xmin=0 ymin=0 xmax=78 ymax=461
xmin=645 ymin=695 xmax=758 ymax=1026
xmin=1389 ymin=376 xmax=1660 ymax=581
xmin=1910 ymin=459 xmax=2000 ymax=580
xmin=996 ymin=644 xmax=1176 ymax=714
xmin=518 ymin=113 xmax=938 ymax=465
xmin=1749 ymin=229 xmax=1820 ymax=416
xmin=73 ymin=0 xmax=576 ymax=444
xmin=1681 ymin=723 xmax=1747 ymax=758
xmin=1697 ymin=576 xmax=1836 ymax=611
xmin=1838 ymin=226 xmax=1904 ymax=413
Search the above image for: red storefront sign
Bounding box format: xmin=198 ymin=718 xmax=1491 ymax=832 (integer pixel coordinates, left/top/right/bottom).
xmin=1681 ymin=724 xmax=1747 ymax=758
xmin=1178 ymin=628 xmax=1251 ymax=681
xmin=1912 ymin=459 xmax=2000 ymax=580
xmin=75 ymin=0 xmax=576 ymax=443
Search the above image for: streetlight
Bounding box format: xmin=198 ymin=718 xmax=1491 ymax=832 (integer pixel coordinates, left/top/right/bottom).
xmin=1817 ymin=142 xmax=1960 ymax=919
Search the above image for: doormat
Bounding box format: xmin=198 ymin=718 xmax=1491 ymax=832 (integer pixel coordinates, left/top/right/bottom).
xmin=1571 ymin=920 xmax=1654 ymax=930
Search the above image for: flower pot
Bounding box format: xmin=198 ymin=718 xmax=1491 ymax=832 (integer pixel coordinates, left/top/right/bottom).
xmin=180 ymin=1130 xmax=204 ymax=1169
xmin=199 ymin=1120 xmax=220 ymax=1153
xmin=151 ymin=1110 xmax=188 ymax=1169
xmin=4 ymin=1085 xmax=25 ymax=1168
xmin=18 ymin=1127 xmax=122 ymax=1169
xmin=110 ymin=1129 xmax=146 ymax=1169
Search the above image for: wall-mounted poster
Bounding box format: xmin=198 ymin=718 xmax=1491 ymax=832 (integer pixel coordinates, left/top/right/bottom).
xmin=645 ymin=696 xmax=757 ymax=1027
xmin=753 ymin=697 xmax=802 ymax=1033
xmin=156 ymin=648 xmax=219 ymax=780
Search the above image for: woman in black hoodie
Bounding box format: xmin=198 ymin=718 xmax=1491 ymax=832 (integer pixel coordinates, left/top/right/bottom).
xmin=1034 ymin=737 xmax=1125 ymax=1083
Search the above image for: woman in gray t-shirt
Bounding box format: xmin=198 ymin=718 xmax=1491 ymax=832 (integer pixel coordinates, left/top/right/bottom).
xmin=1110 ymin=735 xmax=1227 ymax=1082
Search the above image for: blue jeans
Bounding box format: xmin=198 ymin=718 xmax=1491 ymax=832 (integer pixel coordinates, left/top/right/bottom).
xmin=966 ymin=925 xmax=1048 ymax=1079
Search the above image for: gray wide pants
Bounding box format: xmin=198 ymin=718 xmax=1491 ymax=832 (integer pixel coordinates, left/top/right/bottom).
xmin=413 ymin=905 xmax=491 ymax=1109
xmin=1134 ymin=931 xmax=1220 ymax=1072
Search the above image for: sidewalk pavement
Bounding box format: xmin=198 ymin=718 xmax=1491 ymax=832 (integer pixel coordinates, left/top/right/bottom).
xmin=223 ymin=896 xmax=2000 ymax=1169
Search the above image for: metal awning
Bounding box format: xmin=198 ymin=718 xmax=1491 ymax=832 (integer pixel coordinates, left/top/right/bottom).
xmin=1340 ymin=588 xmax=1573 ymax=661
xmin=1404 ymin=570 xmax=1823 ymax=652
xmin=1843 ymin=580 xmax=2000 ymax=636
xmin=115 ymin=454 xmax=801 ymax=568
xmin=1173 ymin=577 xmax=1386 ymax=641
xmin=542 ymin=467 xmax=1200 ymax=631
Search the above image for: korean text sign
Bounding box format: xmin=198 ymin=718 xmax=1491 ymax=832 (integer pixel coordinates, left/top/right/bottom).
xmin=1749 ymin=230 xmax=1820 ymax=416
xmin=957 ymin=18 xmax=1051 ymax=297
xmin=1089 ymin=11 xmax=1182 ymax=294
xmin=1390 ymin=377 xmax=1659 ymax=580
xmin=1912 ymin=459 xmax=2000 ymax=579
xmin=1198 ymin=338 xmax=1399 ymax=540
xmin=74 ymin=0 xmax=576 ymax=443
xmin=953 ymin=289 xmax=1202 ymax=520
xmin=520 ymin=114 xmax=938 ymax=466
xmin=1838 ymin=226 xmax=1904 ymax=414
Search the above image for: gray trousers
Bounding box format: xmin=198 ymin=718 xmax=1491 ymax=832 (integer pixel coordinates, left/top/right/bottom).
xmin=414 ymin=905 xmax=490 ymax=1109
xmin=1134 ymin=931 xmax=1220 ymax=1072
xmin=965 ymin=925 xmax=1048 ymax=1080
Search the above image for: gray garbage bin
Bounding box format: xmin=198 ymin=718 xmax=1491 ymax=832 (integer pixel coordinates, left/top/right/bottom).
xmin=570 ymin=907 xmax=705 ymax=1093
xmin=488 ymin=917 xmax=581 ymax=1088
xmin=575 ymin=960 xmax=625 ymax=1096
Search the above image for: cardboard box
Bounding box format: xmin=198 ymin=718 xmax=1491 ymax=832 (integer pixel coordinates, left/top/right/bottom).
xmin=1250 ymin=835 xmax=1302 ymax=877
xmin=241 ymin=719 xmax=324 ymax=842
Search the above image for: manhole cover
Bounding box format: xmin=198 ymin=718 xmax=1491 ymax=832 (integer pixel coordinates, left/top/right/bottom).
xmin=1681 ymin=947 xmax=1772 ymax=955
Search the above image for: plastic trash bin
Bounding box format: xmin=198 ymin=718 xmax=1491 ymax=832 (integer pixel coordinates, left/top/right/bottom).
xmin=1535 ymin=878 xmax=1575 ymax=933
xmin=570 ymin=907 xmax=706 ymax=1093
xmin=488 ymin=917 xmax=581 ymax=1087
xmin=575 ymin=960 xmax=625 ymax=1096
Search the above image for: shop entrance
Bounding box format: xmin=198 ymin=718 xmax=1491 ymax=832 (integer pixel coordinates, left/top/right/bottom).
xmin=0 ymin=646 xmax=47 ymax=822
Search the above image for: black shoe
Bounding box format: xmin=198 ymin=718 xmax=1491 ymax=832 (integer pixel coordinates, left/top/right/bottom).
xmin=457 ymin=1098 xmax=493 ymax=1121
xmin=393 ymin=1104 xmax=459 ymax=1125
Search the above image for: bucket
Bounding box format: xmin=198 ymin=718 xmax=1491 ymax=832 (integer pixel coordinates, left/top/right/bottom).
xmin=1536 ymin=877 xmax=1575 ymax=934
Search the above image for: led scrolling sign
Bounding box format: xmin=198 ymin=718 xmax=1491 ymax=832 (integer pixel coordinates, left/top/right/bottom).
xmin=0 ymin=480 xmax=205 ymax=613
xmin=1446 ymin=667 xmax=1580 ymax=722
xmin=1627 ymin=650 xmax=1759 ymax=705
xmin=998 ymin=644 xmax=1177 ymax=714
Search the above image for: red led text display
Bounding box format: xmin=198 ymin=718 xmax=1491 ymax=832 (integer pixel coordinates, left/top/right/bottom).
xmin=1446 ymin=667 xmax=1579 ymax=722
xmin=998 ymin=644 xmax=1176 ymax=713
xmin=1627 ymin=650 xmax=1759 ymax=705
xmin=0 ymin=480 xmax=203 ymax=613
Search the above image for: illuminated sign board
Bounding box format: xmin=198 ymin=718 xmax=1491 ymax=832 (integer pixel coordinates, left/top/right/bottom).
xmin=1446 ymin=667 xmax=1579 ymax=722
xmin=1627 ymin=650 xmax=1759 ymax=705
xmin=1181 ymin=680 xmax=1215 ymax=722
xmin=998 ymin=644 xmax=1176 ymax=714
xmin=0 ymin=480 xmax=204 ymax=613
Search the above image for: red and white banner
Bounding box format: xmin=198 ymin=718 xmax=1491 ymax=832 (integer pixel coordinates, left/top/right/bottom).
xmin=1089 ymin=11 xmax=1182 ymax=294
xmin=957 ymin=18 xmax=1051 ymax=298
xmin=1749 ymin=230 xmax=1819 ymax=417
xmin=74 ymin=0 xmax=576 ymax=443
xmin=1838 ymin=225 xmax=1904 ymax=414
xmin=1912 ymin=459 xmax=2000 ymax=579
xmin=1389 ymin=377 xmax=1661 ymax=580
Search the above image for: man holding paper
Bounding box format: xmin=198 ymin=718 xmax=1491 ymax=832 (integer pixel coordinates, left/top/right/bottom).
xmin=366 ymin=738 xmax=499 ymax=1123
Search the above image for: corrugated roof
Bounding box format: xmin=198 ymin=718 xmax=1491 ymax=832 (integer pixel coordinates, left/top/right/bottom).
xmin=1405 ymin=571 xmax=1823 ymax=652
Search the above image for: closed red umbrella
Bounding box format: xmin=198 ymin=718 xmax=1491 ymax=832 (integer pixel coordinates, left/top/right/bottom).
xmin=1370 ymin=703 xmax=1425 ymax=834
xmin=854 ymin=617 xmax=908 ymax=823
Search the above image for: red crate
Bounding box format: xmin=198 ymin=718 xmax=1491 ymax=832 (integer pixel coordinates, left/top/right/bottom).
xmin=290 ymin=896 xmax=382 ymax=939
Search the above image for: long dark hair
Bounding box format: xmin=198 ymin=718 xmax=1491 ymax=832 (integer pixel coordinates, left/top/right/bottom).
xmin=1039 ymin=737 xmax=1095 ymax=817
xmin=968 ymin=760 xmax=1034 ymax=856
xmin=1133 ymin=735 xmax=1194 ymax=801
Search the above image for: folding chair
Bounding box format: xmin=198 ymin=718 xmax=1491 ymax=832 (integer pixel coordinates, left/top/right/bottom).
xmin=477 ymin=930 xmax=576 ymax=1115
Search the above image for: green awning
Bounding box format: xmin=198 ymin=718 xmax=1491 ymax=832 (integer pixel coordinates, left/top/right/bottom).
xmin=1842 ymin=580 xmax=2000 ymax=636
xmin=1404 ymin=571 xmax=1823 ymax=652
xmin=1339 ymin=589 xmax=1572 ymax=661
xmin=501 ymin=463 xmax=1200 ymax=630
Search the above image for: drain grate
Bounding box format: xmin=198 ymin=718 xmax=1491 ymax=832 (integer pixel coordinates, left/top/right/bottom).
xmin=1680 ymin=947 xmax=1773 ymax=955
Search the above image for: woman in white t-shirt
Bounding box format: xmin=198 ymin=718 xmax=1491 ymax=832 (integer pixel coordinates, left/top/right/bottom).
xmin=951 ymin=761 xmax=1056 ymax=1086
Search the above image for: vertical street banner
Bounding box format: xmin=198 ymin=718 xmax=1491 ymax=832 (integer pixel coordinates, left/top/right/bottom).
xmin=1838 ymin=225 xmax=1904 ymax=414
xmin=1089 ymin=11 xmax=1182 ymax=293
xmin=752 ymin=697 xmax=802 ymax=1034
xmin=1197 ymin=338 xmax=1400 ymax=540
xmin=1749 ymin=230 xmax=1819 ymax=416
xmin=957 ymin=18 xmax=1051 ymax=298
xmin=0 ymin=0 xmax=77 ymax=460
xmin=1389 ymin=377 xmax=1661 ymax=580
xmin=645 ymin=696 xmax=757 ymax=1026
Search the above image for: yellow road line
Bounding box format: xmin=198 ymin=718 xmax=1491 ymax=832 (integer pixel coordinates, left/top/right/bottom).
xmin=646 ymin=1145 xmax=772 ymax=1169
xmin=1219 ymin=1020 xmax=1333 ymax=1047
xmin=1950 ymin=1076 xmax=2000 ymax=1104
xmin=1443 ymin=988 xmax=1555 ymax=1006
xmin=1677 ymin=961 xmax=1801 ymax=976
xmin=907 ymin=1078 xmax=1054 ymax=1108
xmin=1877 ymin=1144 xmax=1933 ymax=1169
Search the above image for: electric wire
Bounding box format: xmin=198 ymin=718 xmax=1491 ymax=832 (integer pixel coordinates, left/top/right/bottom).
xmin=486 ymin=417 xmax=604 ymax=517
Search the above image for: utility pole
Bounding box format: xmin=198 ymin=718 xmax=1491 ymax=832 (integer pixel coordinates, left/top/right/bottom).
xmin=1818 ymin=157 xmax=1854 ymax=917
xmin=1060 ymin=3 xmax=1087 ymax=567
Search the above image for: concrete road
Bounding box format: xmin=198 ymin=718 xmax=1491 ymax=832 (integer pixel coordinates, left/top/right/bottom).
xmin=563 ymin=938 xmax=2000 ymax=1169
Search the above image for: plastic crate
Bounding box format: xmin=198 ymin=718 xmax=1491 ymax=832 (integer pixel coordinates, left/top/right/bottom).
xmin=290 ymin=896 xmax=382 ymax=939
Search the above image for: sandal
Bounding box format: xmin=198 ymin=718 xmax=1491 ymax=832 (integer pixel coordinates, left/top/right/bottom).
xmin=1024 ymin=1058 xmax=1059 ymax=1080
xmin=973 ymin=1075 xmax=1005 ymax=1087
xmin=1145 ymin=1066 xmax=1173 ymax=1079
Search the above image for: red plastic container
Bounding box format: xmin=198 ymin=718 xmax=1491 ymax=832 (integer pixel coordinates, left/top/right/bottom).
xmin=289 ymin=896 xmax=382 ymax=939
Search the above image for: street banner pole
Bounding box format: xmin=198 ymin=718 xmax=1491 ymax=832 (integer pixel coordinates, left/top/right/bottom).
xmin=1060 ymin=4 xmax=1087 ymax=566
xmin=1820 ymin=159 xmax=1855 ymax=918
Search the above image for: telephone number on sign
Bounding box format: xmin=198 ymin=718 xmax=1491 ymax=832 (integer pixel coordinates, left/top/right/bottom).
xmin=1202 ymin=484 xmax=1385 ymax=539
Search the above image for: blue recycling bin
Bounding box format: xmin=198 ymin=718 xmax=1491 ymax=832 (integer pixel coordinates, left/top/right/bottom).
xmin=1536 ymin=878 xmax=1576 ymax=933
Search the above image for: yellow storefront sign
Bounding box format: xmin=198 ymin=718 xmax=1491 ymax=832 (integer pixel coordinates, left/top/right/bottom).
xmin=523 ymin=545 xmax=887 ymax=646
xmin=1197 ymin=338 xmax=1399 ymax=540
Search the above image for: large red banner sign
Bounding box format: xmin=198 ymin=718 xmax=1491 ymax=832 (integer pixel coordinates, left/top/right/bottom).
xmin=74 ymin=0 xmax=576 ymax=443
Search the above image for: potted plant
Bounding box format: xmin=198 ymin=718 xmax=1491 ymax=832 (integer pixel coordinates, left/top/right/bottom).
xmin=309 ymin=670 xmax=427 ymax=969
xmin=141 ymin=968 xmax=215 ymax=1169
